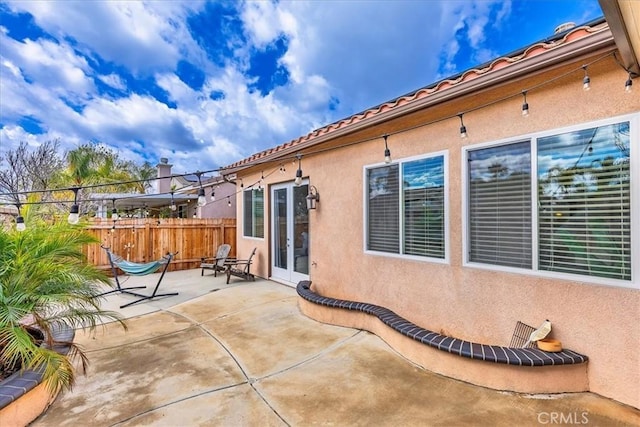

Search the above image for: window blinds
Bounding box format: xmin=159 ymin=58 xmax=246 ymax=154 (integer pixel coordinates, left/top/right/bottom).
xmin=537 ymin=123 xmax=631 ymax=280
xmin=367 ymin=165 xmax=400 ymax=253
xmin=468 ymin=141 xmax=532 ymax=268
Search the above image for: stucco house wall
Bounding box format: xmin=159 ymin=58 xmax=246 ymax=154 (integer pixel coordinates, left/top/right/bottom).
xmin=228 ymin=30 xmax=639 ymax=408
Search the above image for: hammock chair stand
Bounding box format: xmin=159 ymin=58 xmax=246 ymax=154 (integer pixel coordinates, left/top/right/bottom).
xmin=101 ymin=246 xmax=179 ymax=308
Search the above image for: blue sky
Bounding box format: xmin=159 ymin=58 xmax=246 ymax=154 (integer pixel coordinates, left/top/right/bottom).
xmin=0 ymin=0 xmax=603 ymax=174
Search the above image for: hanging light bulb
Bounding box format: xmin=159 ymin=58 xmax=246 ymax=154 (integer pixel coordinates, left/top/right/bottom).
xmin=227 ymin=196 xmax=231 ymax=207
xmin=197 ymin=188 xmax=206 ymax=207
xmin=458 ymin=114 xmax=467 ymax=138
xmin=383 ymin=134 xmax=391 ymax=163
xmin=295 ymin=154 xmax=303 ymax=186
xmin=170 ymin=191 xmax=177 ymax=211
xmin=68 ymin=187 xmax=80 ymax=224
xmin=15 ymin=203 xmax=26 ymax=231
xmin=211 ymin=188 xmax=216 ymax=201
xmin=582 ymin=65 xmax=590 ymax=91
xmin=625 ymin=72 xmax=633 ymax=93
xmin=521 ymin=91 xmax=529 ymax=117
xmin=195 ymin=172 xmax=206 ymax=206
xmin=111 ymin=199 xmax=118 ymax=220
xmin=16 ymin=216 xmax=26 ymax=232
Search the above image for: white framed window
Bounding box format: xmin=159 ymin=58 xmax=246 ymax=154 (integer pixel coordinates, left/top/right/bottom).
xmin=243 ymin=188 xmax=264 ymax=238
xmin=364 ymin=151 xmax=448 ymax=262
xmin=463 ymin=114 xmax=637 ymax=288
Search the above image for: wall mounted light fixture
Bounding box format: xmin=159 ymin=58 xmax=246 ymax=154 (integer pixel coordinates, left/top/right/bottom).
xmin=306 ymin=185 xmax=320 ymax=210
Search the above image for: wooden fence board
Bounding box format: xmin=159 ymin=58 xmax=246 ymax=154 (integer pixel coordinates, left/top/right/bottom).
xmin=84 ymin=218 xmax=236 ymax=273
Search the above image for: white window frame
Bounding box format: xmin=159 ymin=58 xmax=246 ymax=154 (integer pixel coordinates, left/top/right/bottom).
xmin=242 ymin=188 xmax=265 ymax=239
xmin=363 ymin=150 xmax=449 ymax=264
xmin=462 ymin=113 xmax=638 ymax=289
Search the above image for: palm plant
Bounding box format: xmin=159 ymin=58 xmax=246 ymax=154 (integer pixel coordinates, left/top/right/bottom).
xmin=0 ymin=218 xmax=125 ymax=393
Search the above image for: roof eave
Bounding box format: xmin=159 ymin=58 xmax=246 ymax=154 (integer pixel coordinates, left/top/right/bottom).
xmin=599 ymin=0 xmax=640 ymax=75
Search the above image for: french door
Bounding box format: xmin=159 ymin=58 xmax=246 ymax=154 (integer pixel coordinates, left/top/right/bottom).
xmin=271 ymin=181 xmax=310 ymax=285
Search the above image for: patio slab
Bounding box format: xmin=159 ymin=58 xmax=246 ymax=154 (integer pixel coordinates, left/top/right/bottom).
xmin=30 ymin=269 xmax=640 ymax=426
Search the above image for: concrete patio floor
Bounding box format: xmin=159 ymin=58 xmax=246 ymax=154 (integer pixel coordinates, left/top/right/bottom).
xmin=33 ymin=269 xmax=640 ymax=426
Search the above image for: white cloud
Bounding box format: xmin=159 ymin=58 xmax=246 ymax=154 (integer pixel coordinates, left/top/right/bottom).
xmin=3 ymin=0 xmax=205 ymax=73
xmin=0 ymin=0 xmax=522 ymax=174
xmin=98 ymin=73 xmax=127 ymax=90
xmin=1 ymin=33 xmax=94 ymax=100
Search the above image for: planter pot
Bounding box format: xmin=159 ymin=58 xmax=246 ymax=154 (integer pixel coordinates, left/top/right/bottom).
xmin=0 ymin=323 xmax=75 ymax=427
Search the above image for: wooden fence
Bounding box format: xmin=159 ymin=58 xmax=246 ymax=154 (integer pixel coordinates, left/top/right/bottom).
xmin=84 ymin=218 xmax=236 ymax=273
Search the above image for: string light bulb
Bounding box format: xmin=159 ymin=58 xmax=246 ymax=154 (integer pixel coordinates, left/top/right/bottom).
xmin=170 ymin=191 xmax=177 ymax=211
xmin=582 ymin=65 xmax=590 ymax=91
xmin=625 ymin=72 xmax=633 ymax=93
xmin=383 ymin=134 xmax=391 ymax=163
xmin=111 ymin=199 xmax=118 ymax=220
xmin=16 ymin=216 xmax=26 ymax=231
xmin=68 ymin=187 xmax=80 ymax=224
xmin=295 ymin=154 xmax=303 ymax=186
xmin=227 ymin=196 xmax=231 ymax=207
xmin=195 ymin=171 xmax=206 ymax=207
xmin=521 ymin=91 xmax=529 ymax=117
xmin=458 ymin=114 xmax=468 ymax=138
xmin=15 ymin=203 xmax=25 ymax=231
xmin=211 ymin=188 xmax=216 ymax=201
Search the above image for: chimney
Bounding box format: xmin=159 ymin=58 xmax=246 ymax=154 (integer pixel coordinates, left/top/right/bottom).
xmin=156 ymin=158 xmax=172 ymax=194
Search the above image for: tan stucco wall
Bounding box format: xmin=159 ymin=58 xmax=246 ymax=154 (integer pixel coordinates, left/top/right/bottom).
xmin=235 ymin=55 xmax=640 ymax=408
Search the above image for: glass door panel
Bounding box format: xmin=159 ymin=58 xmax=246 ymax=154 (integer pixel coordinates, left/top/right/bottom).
xmin=274 ymin=188 xmax=288 ymax=270
xmin=293 ymin=185 xmax=309 ymax=275
xmin=271 ymin=182 xmax=310 ymax=285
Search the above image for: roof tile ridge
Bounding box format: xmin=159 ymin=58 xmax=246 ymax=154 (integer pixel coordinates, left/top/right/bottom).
xmin=224 ymin=21 xmax=609 ymax=170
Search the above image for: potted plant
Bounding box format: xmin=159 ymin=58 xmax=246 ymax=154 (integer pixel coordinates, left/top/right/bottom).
xmin=0 ymin=218 xmax=125 ymax=420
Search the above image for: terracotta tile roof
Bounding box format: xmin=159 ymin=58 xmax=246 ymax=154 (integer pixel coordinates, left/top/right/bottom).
xmin=222 ymin=18 xmax=608 ymax=172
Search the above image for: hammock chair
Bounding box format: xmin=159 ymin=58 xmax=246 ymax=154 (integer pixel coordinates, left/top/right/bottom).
xmin=100 ymin=246 xmax=179 ymax=308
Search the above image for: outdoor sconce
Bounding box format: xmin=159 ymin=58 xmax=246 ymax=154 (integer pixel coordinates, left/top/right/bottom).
xmin=306 ymin=185 xmax=320 ymax=210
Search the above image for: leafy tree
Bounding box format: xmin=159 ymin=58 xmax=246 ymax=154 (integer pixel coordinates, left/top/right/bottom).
xmin=0 ymin=217 xmax=126 ymax=392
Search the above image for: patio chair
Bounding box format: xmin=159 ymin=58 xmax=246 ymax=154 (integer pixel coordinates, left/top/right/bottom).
xmin=200 ymin=244 xmax=232 ymax=277
xmin=226 ymin=247 xmax=257 ymax=284
xmin=100 ymin=246 xmax=179 ymax=308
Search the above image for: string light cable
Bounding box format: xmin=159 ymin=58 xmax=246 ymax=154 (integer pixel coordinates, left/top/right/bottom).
xmin=0 ymin=51 xmax=623 ymax=212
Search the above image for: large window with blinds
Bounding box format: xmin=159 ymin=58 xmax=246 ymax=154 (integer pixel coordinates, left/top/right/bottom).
xmin=243 ymin=189 xmax=264 ymax=238
xmin=465 ymin=119 xmax=633 ymax=284
xmin=365 ymin=152 xmax=447 ymax=261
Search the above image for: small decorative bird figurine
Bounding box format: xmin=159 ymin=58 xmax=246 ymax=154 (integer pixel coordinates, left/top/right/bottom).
xmin=525 ymin=319 xmax=552 ymax=347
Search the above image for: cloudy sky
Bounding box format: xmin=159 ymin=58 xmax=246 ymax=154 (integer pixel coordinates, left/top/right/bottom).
xmin=0 ymin=0 xmax=603 ymax=175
